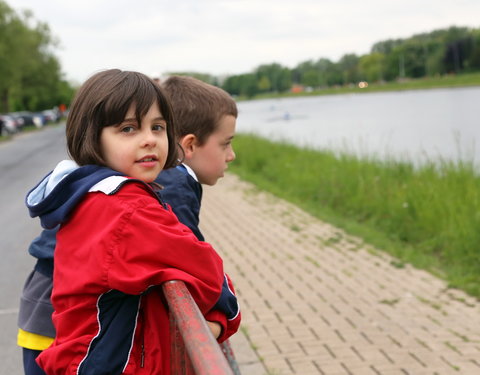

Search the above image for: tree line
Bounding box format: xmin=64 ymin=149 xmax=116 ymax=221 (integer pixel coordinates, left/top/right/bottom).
xmin=2 ymin=0 xmax=479 ymax=112
xmin=0 ymin=0 xmax=74 ymax=113
xmin=183 ymin=26 xmax=480 ymax=98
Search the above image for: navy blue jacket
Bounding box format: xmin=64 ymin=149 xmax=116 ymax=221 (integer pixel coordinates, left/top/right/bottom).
xmin=156 ymin=165 xmax=204 ymax=240
xmin=156 ymin=165 xmax=238 ymax=321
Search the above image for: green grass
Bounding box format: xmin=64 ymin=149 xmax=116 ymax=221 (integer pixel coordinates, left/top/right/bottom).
xmin=229 ymin=134 xmax=480 ymax=298
xmin=243 ymin=72 xmax=480 ymax=100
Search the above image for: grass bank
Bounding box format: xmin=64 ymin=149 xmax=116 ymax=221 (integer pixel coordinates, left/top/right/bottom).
xmin=248 ymin=71 xmax=480 ymax=100
xmin=229 ymin=134 xmax=480 ymax=299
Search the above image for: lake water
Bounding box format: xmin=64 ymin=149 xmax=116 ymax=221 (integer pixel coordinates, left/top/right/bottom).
xmin=236 ymin=86 xmax=480 ymax=164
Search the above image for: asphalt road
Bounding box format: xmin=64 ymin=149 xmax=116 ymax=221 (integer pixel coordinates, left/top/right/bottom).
xmin=0 ymin=125 xmax=67 ymax=374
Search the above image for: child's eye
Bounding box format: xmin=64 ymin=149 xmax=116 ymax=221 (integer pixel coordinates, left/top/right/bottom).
xmin=120 ymin=126 xmax=135 ymax=133
xmin=152 ymin=123 xmax=166 ymax=131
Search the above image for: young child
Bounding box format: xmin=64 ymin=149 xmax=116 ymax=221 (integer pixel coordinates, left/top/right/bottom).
xmin=23 ymin=69 xmax=240 ymax=375
xmin=156 ymin=76 xmax=240 ymax=366
xmin=17 ymin=74 xmax=241 ymax=375
xmin=156 ymin=75 xmax=237 ymax=240
xmin=17 ymin=227 xmax=57 ymax=375
xmin=156 ymin=76 xmax=241 ymax=346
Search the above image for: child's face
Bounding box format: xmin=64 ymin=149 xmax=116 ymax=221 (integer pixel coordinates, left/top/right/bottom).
xmin=185 ymin=115 xmax=236 ymax=186
xmin=100 ymin=102 xmax=169 ymax=183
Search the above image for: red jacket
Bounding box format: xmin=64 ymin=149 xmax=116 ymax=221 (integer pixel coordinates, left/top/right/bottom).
xmin=37 ymin=180 xmax=239 ymax=374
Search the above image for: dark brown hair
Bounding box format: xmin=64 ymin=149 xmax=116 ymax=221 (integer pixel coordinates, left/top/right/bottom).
xmin=161 ymin=76 xmax=237 ymax=145
xmin=66 ymin=69 xmax=178 ymax=169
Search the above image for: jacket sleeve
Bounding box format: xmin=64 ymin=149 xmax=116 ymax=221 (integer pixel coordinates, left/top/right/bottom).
xmin=167 ymin=199 xmax=204 ymax=241
xmin=106 ymin=185 xmax=224 ymax=314
xmin=158 ymin=174 xmax=205 ymax=241
xmin=205 ymin=273 xmax=241 ymax=342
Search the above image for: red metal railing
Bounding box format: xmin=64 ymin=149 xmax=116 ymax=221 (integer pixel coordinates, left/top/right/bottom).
xmin=162 ymin=280 xmax=241 ymax=375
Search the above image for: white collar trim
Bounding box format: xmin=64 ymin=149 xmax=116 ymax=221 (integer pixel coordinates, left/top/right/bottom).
xmin=89 ymin=176 xmax=130 ymax=194
xmin=182 ymin=163 xmax=198 ymax=182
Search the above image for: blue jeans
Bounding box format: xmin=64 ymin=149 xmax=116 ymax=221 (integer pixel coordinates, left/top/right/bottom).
xmin=22 ymin=348 xmax=46 ymax=375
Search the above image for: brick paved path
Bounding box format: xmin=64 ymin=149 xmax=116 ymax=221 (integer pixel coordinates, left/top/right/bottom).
xmin=200 ymin=173 xmax=480 ymax=375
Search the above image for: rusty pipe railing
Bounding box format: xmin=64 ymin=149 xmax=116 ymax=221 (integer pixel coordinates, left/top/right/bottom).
xmin=162 ymin=280 xmax=239 ymax=375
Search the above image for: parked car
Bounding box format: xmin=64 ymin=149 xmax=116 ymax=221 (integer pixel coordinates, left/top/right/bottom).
xmin=32 ymin=113 xmax=47 ymax=127
xmin=9 ymin=112 xmax=45 ymax=128
xmin=7 ymin=113 xmax=25 ymax=130
xmin=42 ymin=109 xmax=60 ymax=123
xmin=0 ymin=115 xmax=21 ymax=134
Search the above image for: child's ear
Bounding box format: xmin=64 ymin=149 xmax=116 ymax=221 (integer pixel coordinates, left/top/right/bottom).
xmin=179 ymin=134 xmax=197 ymax=159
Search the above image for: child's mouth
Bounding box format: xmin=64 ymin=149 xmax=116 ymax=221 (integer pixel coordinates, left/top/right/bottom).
xmin=137 ymin=156 xmax=159 ymax=167
xmin=137 ymin=155 xmax=158 ymax=162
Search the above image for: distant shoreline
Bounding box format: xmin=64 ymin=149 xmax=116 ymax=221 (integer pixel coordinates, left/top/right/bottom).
xmin=239 ymin=71 xmax=480 ymax=101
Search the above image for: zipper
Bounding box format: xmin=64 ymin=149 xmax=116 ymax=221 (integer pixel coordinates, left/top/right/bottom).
xmin=139 ymin=307 xmax=145 ymax=368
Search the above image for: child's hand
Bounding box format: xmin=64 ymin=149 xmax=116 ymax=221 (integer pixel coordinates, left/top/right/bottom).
xmin=206 ymin=321 xmax=222 ymax=339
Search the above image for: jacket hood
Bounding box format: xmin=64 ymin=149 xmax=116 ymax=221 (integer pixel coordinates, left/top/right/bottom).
xmin=26 ymin=160 xmax=125 ymax=229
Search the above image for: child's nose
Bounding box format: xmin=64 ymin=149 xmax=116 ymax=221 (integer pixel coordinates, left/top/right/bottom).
xmin=142 ymin=129 xmax=157 ymax=147
xmin=227 ymin=148 xmax=236 ymax=162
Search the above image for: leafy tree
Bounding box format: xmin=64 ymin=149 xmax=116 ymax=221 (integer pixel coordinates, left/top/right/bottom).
xmin=0 ymin=1 xmax=74 ymax=112
xmin=423 ymin=40 xmax=445 ymax=76
xmin=0 ymin=1 xmax=22 ymax=112
xmin=222 ymin=73 xmax=258 ymax=98
xmin=403 ymin=41 xmax=428 ymax=78
xmin=302 ymin=70 xmax=322 ymax=88
xmin=239 ymin=73 xmax=258 ymax=98
xmin=371 ymin=38 xmax=403 ymax=55
xmin=338 ymin=53 xmax=360 ymax=84
xmin=257 ymin=76 xmax=271 ymax=93
xmin=292 ymin=60 xmax=321 ymax=87
xmin=464 ymin=30 xmax=480 ymax=70
xmin=255 ymin=63 xmax=292 ymax=93
xmin=222 ymin=75 xmax=242 ymax=96
xmin=444 ymin=37 xmax=473 ymax=73
xmin=359 ymin=52 xmax=385 ymax=82
xmin=318 ymin=58 xmax=343 ymax=86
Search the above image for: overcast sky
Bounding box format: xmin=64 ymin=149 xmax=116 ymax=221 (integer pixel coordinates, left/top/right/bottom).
xmin=9 ymin=0 xmax=480 ymax=84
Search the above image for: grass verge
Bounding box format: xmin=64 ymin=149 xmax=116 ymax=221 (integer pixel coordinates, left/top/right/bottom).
xmin=229 ymin=133 xmax=480 ymax=299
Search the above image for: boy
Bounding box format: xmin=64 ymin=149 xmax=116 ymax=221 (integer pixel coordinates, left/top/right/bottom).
xmin=156 ymin=75 xmax=237 ymax=241
xmin=156 ymin=76 xmax=240 ymax=338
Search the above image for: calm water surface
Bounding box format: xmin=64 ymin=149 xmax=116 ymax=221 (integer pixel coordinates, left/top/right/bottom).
xmin=236 ymin=86 xmax=480 ymax=164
